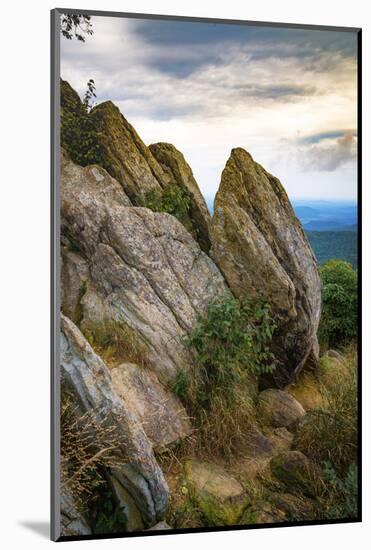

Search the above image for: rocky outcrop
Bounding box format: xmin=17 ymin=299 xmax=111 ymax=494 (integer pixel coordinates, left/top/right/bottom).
xmin=90 ymin=101 xmax=170 ymax=202
xmin=60 ymin=314 xmax=169 ymax=530
xmin=210 ymin=148 xmax=321 ymax=385
xmin=258 ymin=389 xmax=306 ymax=431
xmin=183 ymin=461 xmax=248 ymax=526
xmin=111 ymin=363 xmax=192 ymax=449
xmin=61 ymin=249 xmax=89 ymax=325
xmin=61 ymin=150 xmax=228 ymax=383
xmin=61 ymin=79 xmax=82 ymax=115
xmin=149 ymin=142 xmax=212 ymax=252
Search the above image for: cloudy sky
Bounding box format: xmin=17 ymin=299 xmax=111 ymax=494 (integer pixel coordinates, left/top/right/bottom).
xmin=61 ymin=15 xmax=358 ymax=204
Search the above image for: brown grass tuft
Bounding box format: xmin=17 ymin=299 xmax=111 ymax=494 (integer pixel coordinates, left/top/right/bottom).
xmin=81 ymin=319 xmax=148 ymax=368
xmin=60 ymin=391 xmax=128 ymax=513
xmin=294 ymin=344 xmax=357 ymax=477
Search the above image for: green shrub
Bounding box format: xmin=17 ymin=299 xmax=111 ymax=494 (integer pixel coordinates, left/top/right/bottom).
xmin=139 ymin=183 xmax=191 ymax=221
xmin=187 ymin=296 xmax=276 ymax=398
xmin=322 ymin=462 xmax=358 ymax=519
xmin=61 ymin=79 xmax=105 ymax=167
xmin=174 ymin=295 xmax=276 ymax=457
xmin=319 ymin=259 xmax=357 ymax=348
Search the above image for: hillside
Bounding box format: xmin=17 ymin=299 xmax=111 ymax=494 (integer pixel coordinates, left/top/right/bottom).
xmin=306 ymin=230 xmax=357 ymax=267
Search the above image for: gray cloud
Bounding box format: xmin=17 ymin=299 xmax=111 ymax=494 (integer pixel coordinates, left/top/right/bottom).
xmin=300 ymin=132 xmax=357 ymax=171
xmin=130 ymin=20 xmax=357 ymax=78
xmin=60 ymin=14 xmax=358 ymax=200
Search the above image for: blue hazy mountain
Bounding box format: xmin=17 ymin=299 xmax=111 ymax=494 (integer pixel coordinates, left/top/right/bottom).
xmin=292 ymin=199 xmax=357 ymax=232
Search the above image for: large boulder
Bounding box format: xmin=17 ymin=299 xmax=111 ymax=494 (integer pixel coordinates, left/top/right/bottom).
xmin=210 ymin=148 xmax=321 ymax=385
xmin=61 ymin=151 xmax=228 ymax=383
xmin=258 ymin=389 xmax=306 ymax=431
xmin=111 ymin=363 xmax=192 ymax=449
xmin=60 ymin=314 xmax=169 ymax=530
xmin=149 ymin=142 xmax=212 ymax=252
xmin=183 ymin=460 xmax=248 ymax=526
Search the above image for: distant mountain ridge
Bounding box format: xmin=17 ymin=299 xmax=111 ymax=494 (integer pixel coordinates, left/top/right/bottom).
xmin=293 ymin=200 xmax=357 ymax=233
xmin=304 ymin=220 xmax=357 ymax=232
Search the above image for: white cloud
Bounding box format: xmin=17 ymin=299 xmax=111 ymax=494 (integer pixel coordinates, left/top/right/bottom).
xmin=60 ymin=15 xmax=358 ymax=202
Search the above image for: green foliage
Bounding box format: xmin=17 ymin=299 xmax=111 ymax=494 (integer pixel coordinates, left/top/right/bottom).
xmin=61 ymin=79 xmax=105 ymax=167
xmin=319 ymin=259 xmax=358 ymax=348
xmin=306 ymin=230 xmax=357 ymax=268
xmin=322 ymin=462 xmax=358 ymax=519
xmin=60 ymin=13 xmax=93 ymax=42
xmin=139 ymin=184 xmax=191 ymax=221
xmin=187 ymin=296 xmax=276 ymax=398
xmin=93 ymin=496 xmax=128 ymax=534
xmin=175 ymin=296 xmax=276 ymax=457
xmin=172 ymin=369 xmax=189 ymax=399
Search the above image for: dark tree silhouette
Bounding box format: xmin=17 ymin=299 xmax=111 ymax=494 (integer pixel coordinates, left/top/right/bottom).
xmin=60 ymin=14 xmax=93 ymax=42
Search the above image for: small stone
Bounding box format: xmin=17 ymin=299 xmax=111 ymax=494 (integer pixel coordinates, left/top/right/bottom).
xmin=240 ymin=502 xmax=286 ymax=525
xmin=269 ymin=492 xmax=318 ymax=521
xmin=258 ymin=389 xmax=305 ymax=431
xmin=183 ymin=461 xmax=248 ymax=526
xmin=147 ymin=521 xmax=172 ymax=531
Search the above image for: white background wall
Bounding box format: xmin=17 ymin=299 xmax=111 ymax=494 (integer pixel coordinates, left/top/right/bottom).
xmin=0 ymin=0 xmax=369 ymax=548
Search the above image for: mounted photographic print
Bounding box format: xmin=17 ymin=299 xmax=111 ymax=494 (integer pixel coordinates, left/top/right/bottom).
xmin=51 ymin=8 xmax=362 ymax=541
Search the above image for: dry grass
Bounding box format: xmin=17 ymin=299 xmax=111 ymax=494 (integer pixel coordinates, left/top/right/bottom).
xmin=81 ymin=319 xmax=148 ymax=368
xmin=170 ymin=377 xmax=258 ymax=461
xmin=294 ymin=344 xmax=357 ymax=477
xmin=60 ymin=392 xmax=128 ymax=513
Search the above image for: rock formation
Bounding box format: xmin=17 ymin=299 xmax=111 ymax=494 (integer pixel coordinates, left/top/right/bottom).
xmin=60 ymin=314 xmax=169 ymax=533
xmin=61 ymin=149 xmax=228 ymax=383
xmin=61 ymin=79 xmax=82 ymax=115
xmin=90 ymin=101 xmax=168 ymax=202
xmin=58 ymin=81 xmax=329 ymax=534
xmin=111 ymin=363 xmax=192 ymax=449
xmin=149 ymin=142 xmax=212 ymax=252
xmin=210 ymin=148 xmax=321 ymax=385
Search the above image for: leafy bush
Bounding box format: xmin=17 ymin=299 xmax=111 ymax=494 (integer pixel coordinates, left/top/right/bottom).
xmin=322 ymin=462 xmax=358 ymax=519
xmin=61 ymin=79 xmax=105 ymax=167
xmin=319 ymin=259 xmax=357 ymax=348
xmin=174 ymin=295 xmax=276 ymax=457
xmin=187 ymin=295 xmax=276 ymax=393
xmin=139 ymin=183 xmax=191 ymax=221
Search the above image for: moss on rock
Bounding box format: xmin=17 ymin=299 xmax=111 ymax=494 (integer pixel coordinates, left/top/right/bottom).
xmin=183 ymin=460 xmax=249 ymax=526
